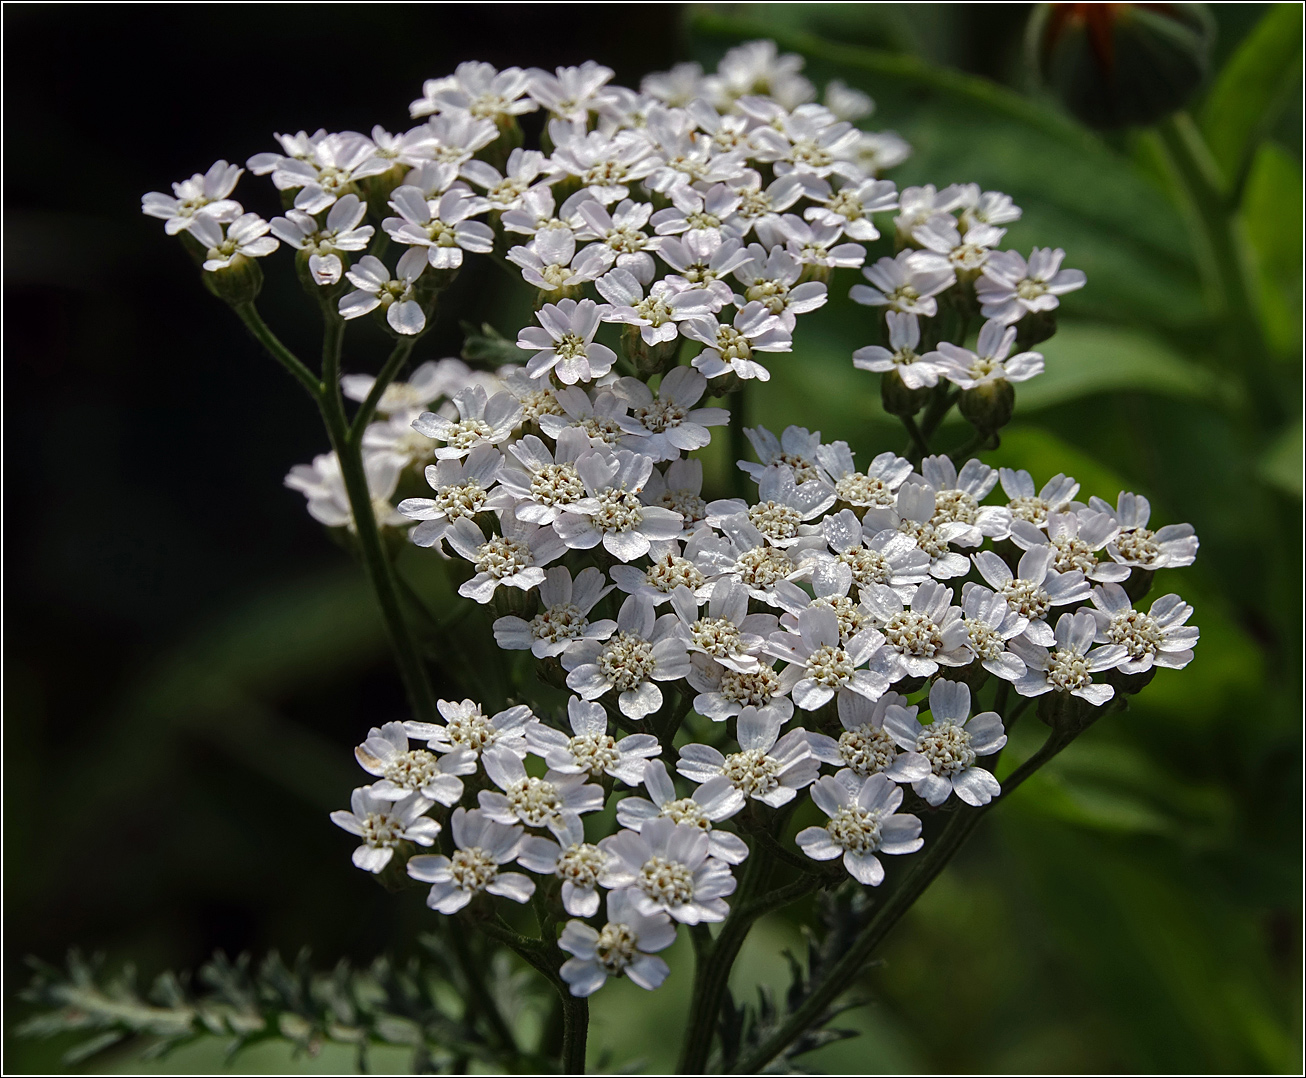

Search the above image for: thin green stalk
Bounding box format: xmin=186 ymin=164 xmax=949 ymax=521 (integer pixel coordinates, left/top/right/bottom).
xmin=560 ymin=996 xmax=589 ymax=1076
xmin=919 ymin=386 xmax=960 ymax=442
xmin=733 ymin=723 xmax=1082 ymax=1074
xmin=350 ymin=337 xmax=418 ymax=439
xmin=900 ymin=415 xmax=930 ymax=461
xmin=727 ymin=385 xmax=749 ymax=499
xmin=233 ymin=304 xmax=322 ymax=398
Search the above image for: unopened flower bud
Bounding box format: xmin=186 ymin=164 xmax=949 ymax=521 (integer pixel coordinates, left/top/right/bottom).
xmin=204 ymin=253 xmax=264 ymax=307
xmin=623 ymin=325 xmax=679 ymax=377
xmin=1028 ymin=2 xmax=1215 ymax=129
xmin=958 ymin=378 xmax=1015 ymax=433
xmin=1015 ymin=308 xmax=1058 ymax=349
xmin=1037 ymin=688 xmax=1098 ymax=733
xmin=880 ymin=368 xmax=931 ymax=417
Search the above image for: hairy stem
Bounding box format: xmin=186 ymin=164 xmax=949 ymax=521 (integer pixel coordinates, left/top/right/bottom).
xmin=233 ymin=304 xmax=322 ymax=398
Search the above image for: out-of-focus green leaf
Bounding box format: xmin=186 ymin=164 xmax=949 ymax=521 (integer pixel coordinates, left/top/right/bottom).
xmin=1257 ymin=418 xmax=1303 ymax=497
xmin=1242 ymin=142 xmax=1304 ymax=356
xmin=1013 ymin=323 xmax=1237 ymax=411
xmin=1200 ymin=4 xmax=1303 ymax=197
xmin=981 ymin=424 xmax=1132 ymax=500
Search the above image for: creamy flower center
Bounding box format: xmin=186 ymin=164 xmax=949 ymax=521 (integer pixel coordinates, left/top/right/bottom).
xmin=836 ymin=474 xmax=893 ymax=507
xmin=361 ymin=810 xmax=405 ymax=848
xmin=645 ymin=553 xmax=705 ymax=593
xmin=1114 ymin=527 xmax=1161 ymax=565
xmin=1049 ymin=535 xmax=1097 ymax=575
xmin=444 ymin=710 xmax=497 ymax=753
xmin=806 ymin=643 xmax=855 ymax=687
xmin=837 ymin=546 xmax=892 ymax=587
xmin=1002 ymin=578 xmax=1051 ymax=621
xmin=717 ymin=665 xmax=781 ymax=706
xmin=775 ymin=453 xmax=821 ymax=483
xmin=689 ymin=616 xmax=745 ymax=657
xmin=721 ymin=748 xmax=781 ymax=796
xmin=917 ymin=720 xmax=975 ymax=777
xmin=595 ymin=921 xmax=640 ymax=974
xmin=839 ymin=724 xmax=899 ymax=775
xmin=661 ymin=797 xmax=711 ymax=828
xmin=635 ymin=295 xmax=674 ymax=325
xmin=530 ymin=602 xmax=587 ymax=643
xmin=449 ymin=846 xmax=498 ymax=891
xmin=582 ymin=160 xmax=628 ymax=187
xmin=745 ymin=278 xmax=790 ymax=314
xmin=931 ymin=489 xmax=979 ymax=526
xmin=539 ymin=263 xmax=574 ymax=289
xmin=897 ymin=518 xmax=949 ymax=559
xmin=736 ymin=546 xmax=795 ymax=588
xmin=634 ymin=399 xmax=688 ymax=432
xmin=434 ymin=480 xmax=486 ymax=519
xmin=518 ymin=387 xmax=563 ymax=421
xmin=383 ymin=749 xmax=440 ymax=791
xmin=883 ymin=611 xmax=942 ymax=656
xmin=714 ymin=326 xmax=753 ymax=361
xmin=1008 ymin=495 xmax=1049 ymax=525
xmin=1106 ymin=609 xmax=1164 ymax=659
xmin=638 ymin=855 xmax=695 ymax=906
xmin=445 ymin=417 xmax=493 ymax=449
xmin=568 ymin=732 xmax=620 ymax=775
xmin=826 ymin=805 xmax=883 ymax=854
xmin=606 ymin=227 xmax=649 ymax=254
xmin=598 ymin=631 xmax=657 ymax=691
xmin=826 ymin=189 xmax=864 ymax=220
xmin=557 ymin=842 xmax=606 ymax=887
xmin=505 ymin=776 xmax=564 ymax=827
xmin=748 ymin=500 xmax=802 ymax=541
xmin=1047 ymin=647 xmax=1091 ymax=691
xmin=814 ymin=595 xmax=867 ymax=641
xmin=530 ymin=462 xmax=586 ymax=506
xmin=964 ymin=617 xmax=1005 ymax=661
xmin=475 ymin=536 xmax=533 ymax=578
xmin=424 ymin=219 xmax=459 ymax=246
xmin=1016 ymin=278 xmax=1047 ymax=301
xmin=656 ymin=488 xmax=706 ymax=523
xmin=594 ymin=487 xmax=645 ymax=533
xmin=555 ymin=332 xmax=590 ymax=361
xmin=579 ymin=416 xmax=624 ymax=443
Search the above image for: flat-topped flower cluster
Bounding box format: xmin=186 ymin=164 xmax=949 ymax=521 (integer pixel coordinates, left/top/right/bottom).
xmin=143 ymin=39 xmax=1200 ymax=1002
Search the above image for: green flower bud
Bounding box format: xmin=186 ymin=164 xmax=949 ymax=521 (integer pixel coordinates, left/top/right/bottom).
xmin=623 ymin=324 xmax=680 ymax=376
xmin=1015 ymin=308 xmax=1058 ymax=349
xmin=203 ymin=253 xmax=264 ymax=307
xmin=1028 ymin=2 xmax=1215 ymax=129
xmin=958 ymin=378 xmax=1015 ymax=433
xmin=880 ymin=368 xmax=931 ymax=417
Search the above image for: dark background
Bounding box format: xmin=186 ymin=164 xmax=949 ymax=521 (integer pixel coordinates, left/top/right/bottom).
xmin=5 ymin=4 xmax=1300 ymax=1074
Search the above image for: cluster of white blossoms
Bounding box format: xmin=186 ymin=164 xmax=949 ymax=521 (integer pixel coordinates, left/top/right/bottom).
xmin=147 ymin=41 xmax=1200 ymax=1002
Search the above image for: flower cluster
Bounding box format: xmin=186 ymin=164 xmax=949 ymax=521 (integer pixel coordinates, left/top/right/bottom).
xmin=147 ymin=40 xmax=1200 ymax=1004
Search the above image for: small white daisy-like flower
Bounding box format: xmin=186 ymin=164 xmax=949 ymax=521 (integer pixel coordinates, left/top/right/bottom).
xmin=971 ymin=546 xmax=1091 ymax=646
xmin=720 ymin=171 xmax=810 ymax=239
xmin=598 ymin=817 xmax=736 ymax=925
xmin=796 ymin=772 xmax=923 ymax=885
xmin=640 ymin=459 xmax=713 ymax=537
xmin=657 ymin=231 xmax=752 ymax=306
xmin=384 ymin=186 xmax=495 ymax=271
xmin=617 ymin=760 xmax=750 ymax=864
xmin=501 ymin=184 xmax=594 ymax=238
xmin=912 ymin=214 xmax=1005 ymax=276
xmin=862 ymin=482 xmax=982 ymax=581
xmin=331 ymin=787 xmax=441 ymax=873
xmin=850 ymin=250 xmax=956 ymax=317
xmin=270 ymin=131 xmax=391 ymax=214
xmin=284 ymin=451 xmax=409 ymax=531
xmin=518 ymin=814 xmax=610 ymax=918
xmin=461 ymin=148 xmax=559 ymax=212
xmin=398 ymin=444 xmax=514 ymax=548
xmin=917 ymin=455 xmax=1014 ymax=539
xmin=492 ymin=565 xmax=617 ymax=659
xmin=1087 ymin=584 xmax=1198 ymax=673
xmin=1009 ymin=510 xmax=1132 ymax=584
xmin=142 ymin=159 xmax=244 ymax=235
xmin=338 ymin=248 xmax=428 ymax=335
xmin=999 ymin=468 xmax=1081 ymax=528
xmin=808 ymin=692 xmax=932 ymax=783
xmin=558 ymin=889 xmax=677 ymax=997
xmin=411 ymin=61 xmax=537 ymax=121
xmin=767 ymin=605 xmax=893 ymax=711
xmin=596 ymin=268 xmax=721 ymax=346
xmin=528 ymin=61 xmax=616 ymax=122
xmin=1009 ymin=611 xmax=1129 ymax=705
xmin=1088 ymin=492 xmax=1200 ymax=570
xmin=609 ymin=538 xmax=710 ymax=606
xmin=686 ymin=301 xmax=792 ymax=382
xmin=976 ymin=247 xmax=1086 ymax=324
xmin=804 ymin=176 xmax=897 ymax=241
xmin=933 ymin=319 xmax=1044 ymax=390
xmin=677 ymin=707 xmax=818 ymax=809
xmin=668 ymin=580 xmax=776 ymax=673
xmin=563 ymin=595 xmax=691 ymax=721
xmin=685 ymin=652 xmax=794 ymax=727
xmin=191 ymin=212 xmax=279 ymax=272
xmin=526 ymin=696 xmax=661 ymax=785
xmin=445 ymin=509 xmax=567 ymax=605
xmin=776 ymin=214 xmax=868 ymax=272
xmin=478 ymin=745 xmax=604 ymax=837
xmin=693 ymin=516 xmax=820 ymax=607
xmin=407 ymin=807 xmax=534 ymax=913
xmin=955 ymin=583 xmax=1032 ymax=682
xmin=506 ymin=228 xmax=615 ymax=294
xmin=501 ymin=366 xmax=565 ymax=424
xmin=413 ymin=385 xmax=522 ymax=461
xmin=424 ymin=111 xmax=501 ymax=171
xmin=650 ymin=182 xmax=741 ymax=242
xmin=729 ymin=244 xmax=829 ymax=330
xmin=883 ymin=679 xmax=1006 ymax=807
xmin=860 ymin=580 xmax=973 ymax=680
xmin=538 ymin=386 xmax=632 ymax=449
xmin=750 ymin=107 xmax=862 ymax=182
xmin=551 ymin=126 xmax=659 ymax=204
xmin=893 ymin=183 xmax=968 ymax=237
xmin=575 ymin=199 xmax=663 ymax=284
xmin=518 ymin=298 xmax=618 ymax=385
xmin=554 ymin=448 xmax=684 ymax=563
xmin=816 ymin=453 xmax=905 ymax=519
xmin=498 ymin=428 xmax=594 ymax=526
xmin=814 ymin=508 xmax=932 ymax=599
xmin=270 ymin=193 xmax=373 ymax=286
xmin=955 ymin=184 xmax=1023 ymax=230
xmin=707 ymin=465 xmax=836 ymax=548
xmin=611 ymin=367 xmax=729 ymax=462
xmin=355 ymin=723 xmax=477 ymax=806
xmin=705 ymin=39 xmax=814 ymax=110
xmin=405 ymin=699 xmax=536 ymax=761
xmin=853 ymin=310 xmax=943 ymax=390
xmin=740 ymin=424 xmax=827 ymax=485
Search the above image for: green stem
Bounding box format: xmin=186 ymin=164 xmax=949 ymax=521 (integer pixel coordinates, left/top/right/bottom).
xmin=900 ymin=415 xmax=930 ymax=461
xmin=727 ymin=385 xmax=749 ymax=499
xmin=919 ymin=386 xmax=960 ymax=443
xmin=350 ymin=337 xmax=418 ymax=439
xmin=733 ymin=724 xmax=1079 ymax=1074
xmin=233 ymin=304 xmax=322 ymax=398
xmin=560 ymin=996 xmax=589 ymax=1076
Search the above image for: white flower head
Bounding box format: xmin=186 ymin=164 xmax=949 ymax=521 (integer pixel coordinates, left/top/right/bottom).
xmin=506 ymin=228 xmax=614 ymax=293
xmin=862 ymin=482 xmax=981 ymax=580
xmin=955 ymin=582 xmax=1032 ymax=682
xmin=407 ymin=807 xmax=535 ymax=913
xmin=1009 ymin=611 xmax=1129 ymax=705
xmin=971 ymin=545 xmax=1091 ymax=647
xmin=1009 ymin=510 xmax=1132 ymax=584
xmin=853 ymin=311 xmax=942 ymax=389
xmin=669 ymin=580 xmax=777 ymax=672
xmin=517 ymin=814 xmax=610 ymax=918
xmin=999 ymin=468 xmax=1081 ymax=529
xmin=796 ymin=772 xmax=923 ymax=884
xmin=405 ymin=699 xmax=537 ymax=760
xmin=397 ymin=444 xmax=513 ymax=547
xmin=813 ymin=510 xmax=932 ymax=599
xmin=617 ymin=760 xmax=750 ymax=864
xmin=338 ymin=248 xmax=429 ymax=335
xmin=384 ymin=185 xmax=494 ymax=271
xmin=284 ymin=451 xmax=408 ymax=531
xmin=1089 ymin=492 xmax=1199 ymax=570
xmin=598 ymin=817 xmax=736 ymax=924
xmin=413 ymin=385 xmax=522 ymax=461
xmin=686 ymin=301 xmax=792 ymax=382
xmin=917 ymin=455 xmax=1013 ymax=539
xmin=767 ymin=604 xmax=894 ymax=711
xmin=976 ymin=247 xmax=1086 ymax=324
xmin=1088 ymin=585 xmax=1198 ymax=674
xmin=477 ymin=745 xmax=604 ymax=838
xmin=355 ymin=722 xmax=478 ymax=806
xmin=445 ymin=508 xmax=567 ymax=604
xmin=411 ymin=61 xmax=537 ymax=121
xmin=934 ymin=319 xmax=1044 ymax=389
xmin=554 ymin=448 xmax=684 ymax=563
xmin=730 ymin=244 xmax=829 ymax=330
xmin=808 ymin=692 xmax=932 ymax=782
xmin=493 ymin=565 xmax=617 ymax=659
xmin=850 ymin=250 xmax=955 ymax=317
xmin=142 ymin=159 xmax=244 ymax=235
xmin=611 ymin=367 xmax=730 ymax=462
xmin=860 ymin=580 xmax=973 ymax=680
xmin=677 ymin=707 xmax=818 ymax=808
xmin=269 ymin=193 xmax=373 ymax=286
xmin=526 ymin=696 xmax=661 ymax=784
xmin=518 ymin=298 xmax=618 ymax=385
xmin=331 ymin=786 xmax=441 ymax=873
xmin=558 ymin=889 xmax=677 ymax=997
xmin=191 ymin=212 xmax=279 ymax=272
xmin=813 ymin=444 xmax=913 ymax=513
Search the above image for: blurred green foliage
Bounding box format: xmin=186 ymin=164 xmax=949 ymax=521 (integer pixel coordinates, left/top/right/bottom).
xmin=9 ymin=3 xmax=1300 ymax=1074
